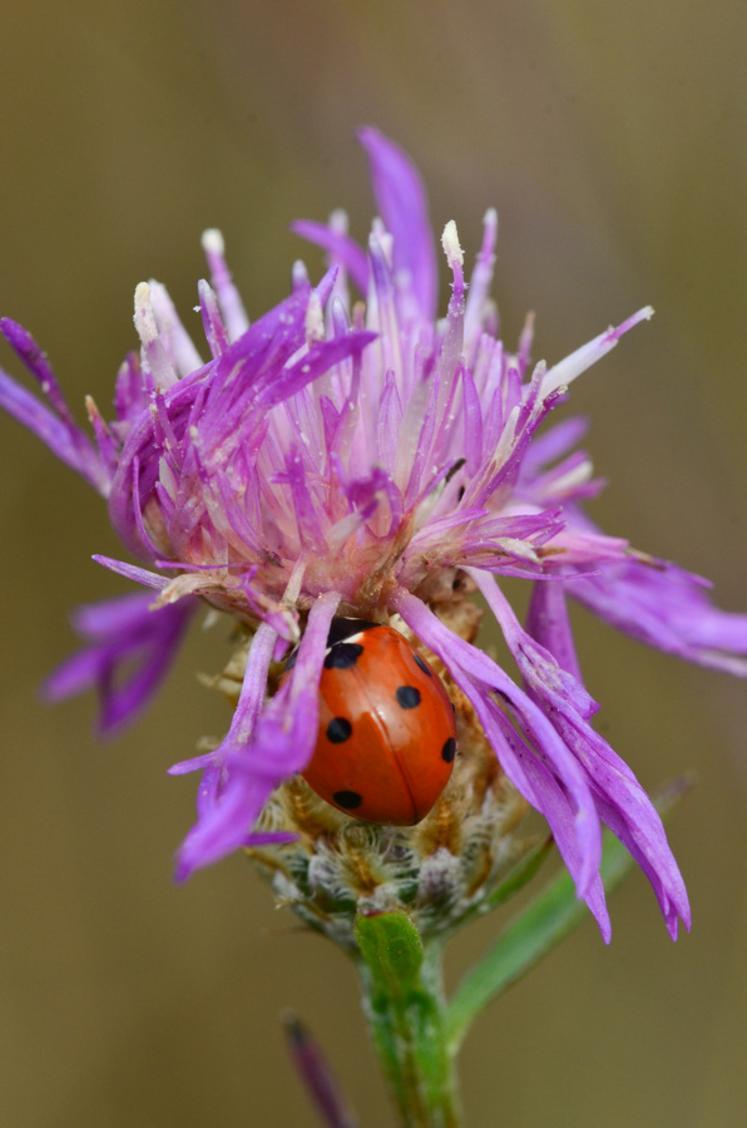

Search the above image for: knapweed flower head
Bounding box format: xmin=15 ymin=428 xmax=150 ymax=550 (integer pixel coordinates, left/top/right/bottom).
xmin=3 ymin=128 xmax=746 ymax=942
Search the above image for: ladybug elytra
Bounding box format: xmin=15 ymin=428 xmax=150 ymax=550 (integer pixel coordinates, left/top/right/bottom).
xmin=291 ymin=618 xmax=457 ymax=824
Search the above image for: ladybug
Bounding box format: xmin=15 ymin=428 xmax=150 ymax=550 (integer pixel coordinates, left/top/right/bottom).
xmin=291 ymin=618 xmax=457 ymax=824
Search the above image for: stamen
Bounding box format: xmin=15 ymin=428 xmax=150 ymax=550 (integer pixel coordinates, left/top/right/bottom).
xmin=201 ymin=228 xmax=250 ymax=342
xmin=434 ymin=222 xmax=467 ymax=413
xmin=305 ymin=291 xmax=325 ymax=343
xmin=542 ymin=307 xmax=655 ymax=396
xmin=441 ymin=220 xmax=465 ymax=296
xmin=148 ymin=281 xmax=203 ymax=377
xmin=329 ymin=209 xmax=349 ymax=235
xmin=133 ymin=282 xmax=177 ymax=391
xmin=292 ymin=259 xmax=310 ymax=290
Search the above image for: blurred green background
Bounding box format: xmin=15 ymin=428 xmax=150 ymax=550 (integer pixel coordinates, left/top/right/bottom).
xmin=1 ymin=2 xmax=745 ymax=1125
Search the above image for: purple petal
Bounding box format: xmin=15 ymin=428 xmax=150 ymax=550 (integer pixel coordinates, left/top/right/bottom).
xmin=524 ymin=450 xmax=604 ymax=506
xmin=568 ymin=555 xmax=747 ymax=676
xmin=358 ymin=127 xmax=437 ymax=319
xmin=44 ymin=591 xmax=195 ymax=734
xmin=244 ymin=831 xmax=297 ymax=847
xmin=198 ymin=279 xmax=230 ymax=358
xmin=219 ymin=269 xmax=333 ymax=373
xmin=44 ymin=641 xmax=114 ymax=702
xmin=464 ymin=208 xmax=498 ymax=353
xmin=472 ymin=571 xmax=596 ymax=718
xmin=474 ymin=570 xmax=690 ymax=939
xmin=1 ymin=318 xmax=77 ymax=425
xmin=175 ymin=592 xmax=340 ymax=879
xmin=254 ymin=331 xmax=376 ymax=414
xmin=114 ymin=352 xmax=148 ymax=425
xmin=525 ymin=580 xmax=583 ymax=683
xmin=520 ymin=416 xmax=590 ymax=477
xmin=85 ymin=396 xmax=120 ymax=477
xmin=292 ymin=220 xmax=369 ymax=295
xmin=168 ymin=750 xmax=215 ymax=776
xmin=92 ymin=555 xmax=169 ymax=591
xmin=542 ymin=307 xmax=654 ymax=396
xmin=201 ymin=229 xmax=250 ymax=342
xmin=71 ymin=590 xmax=162 ymax=637
xmin=0 ymin=368 xmax=105 ymax=491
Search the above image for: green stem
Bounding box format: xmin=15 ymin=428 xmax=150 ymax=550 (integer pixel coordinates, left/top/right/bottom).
xmin=355 ymin=782 xmax=689 ymax=1122
xmin=357 ymin=929 xmax=461 ymax=1127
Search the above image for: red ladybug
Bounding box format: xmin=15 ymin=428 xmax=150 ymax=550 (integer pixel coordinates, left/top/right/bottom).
xmin=293 ymin=618 xmax=457 ymax=824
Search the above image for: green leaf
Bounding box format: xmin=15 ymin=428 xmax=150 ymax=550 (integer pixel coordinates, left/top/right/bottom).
xmin=445 ymin=779 xmax=691 ymax=1054
xmin=482 ymin=836 xmax=553 ymax=911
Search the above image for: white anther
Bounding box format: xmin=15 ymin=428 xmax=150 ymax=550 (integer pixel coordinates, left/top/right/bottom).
xmin=305 ymin=291 xmax=325 ymax=342
xmin=201 ymin=228 xmax=225 ymax=256
xmin=441 ymin=220 xmax=464 ymax=270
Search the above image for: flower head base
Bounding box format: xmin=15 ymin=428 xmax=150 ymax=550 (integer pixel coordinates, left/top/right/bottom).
xmin=3 ymin=128 xmax=747 ymax=942
xmin=243 ymin=619 xmax=531 ymax=949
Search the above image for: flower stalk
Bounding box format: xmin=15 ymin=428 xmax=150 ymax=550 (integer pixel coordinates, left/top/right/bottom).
xmin=356 ymin=914 xmax=460 ymax=1127
xmin=352 ymin=780 xmax=688 ymax=1125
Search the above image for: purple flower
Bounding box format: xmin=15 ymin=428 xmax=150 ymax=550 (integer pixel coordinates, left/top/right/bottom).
xmin=2 ymin=128 xmax=745 ymax=938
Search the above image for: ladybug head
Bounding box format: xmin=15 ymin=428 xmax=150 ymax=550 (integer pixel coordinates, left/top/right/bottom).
xmin=326 ymin=617 xmax=382 ymax=646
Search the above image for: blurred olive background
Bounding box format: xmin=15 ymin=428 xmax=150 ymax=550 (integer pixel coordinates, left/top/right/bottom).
xmin=1 ymin=2 xmax=745 ymax=1125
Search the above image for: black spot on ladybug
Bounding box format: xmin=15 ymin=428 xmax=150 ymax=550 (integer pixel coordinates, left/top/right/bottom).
xmin=396 ymin=685 xmax=421 ymax=709
xmin=333 ymin=789 xmax=363 ymax=810
xmin=325 ymin=642 xmax=364 ymax=669
xmin=327 ymin=717 xmax=352 ymax=743
xmin=327 ymin=618 xmax=379 ymax=646
xmin=413 ymin=653 xmax=432 ymax=677
xmin=441 ymin=737 xmax=456 ymax=763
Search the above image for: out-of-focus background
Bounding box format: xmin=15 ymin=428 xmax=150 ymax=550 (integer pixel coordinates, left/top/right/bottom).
xmin=1 ymin=2 xmax=744 ymax=1125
